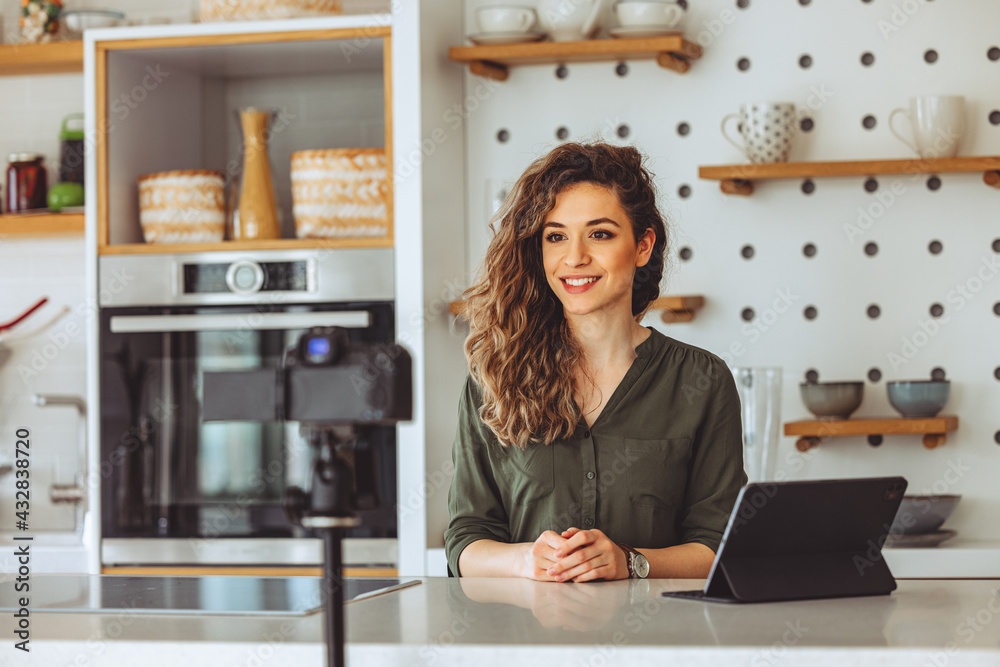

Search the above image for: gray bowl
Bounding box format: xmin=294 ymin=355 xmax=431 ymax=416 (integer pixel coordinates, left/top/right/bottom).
xmin=890 ymin=495 xmax=961 ymax=535
xmin=887 ymin=380 xmax=950 ymax=418
xmin=799 ymin=381 xmax=864 ymax=420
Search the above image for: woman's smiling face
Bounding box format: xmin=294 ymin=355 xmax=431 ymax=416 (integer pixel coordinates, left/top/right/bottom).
xmin=541 ymin=182 xmax=654 ymax=319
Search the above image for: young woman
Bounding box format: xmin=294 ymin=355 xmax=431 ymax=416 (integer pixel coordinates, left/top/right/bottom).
xmin=444 ymin=142 xmax=746 ymax=582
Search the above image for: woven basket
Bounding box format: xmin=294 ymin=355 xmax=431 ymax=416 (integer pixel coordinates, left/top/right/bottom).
xmin=200 ymin=0 xmax=343 ymax=22
xmin=291 ymin=148 xmax=389 ymax=240
xmin=138 ymin=170 xmax=225 ymax=244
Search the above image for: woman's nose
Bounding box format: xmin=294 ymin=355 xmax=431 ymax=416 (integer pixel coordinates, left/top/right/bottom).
xmin=564 ymin=236 xmax=589 ymax=266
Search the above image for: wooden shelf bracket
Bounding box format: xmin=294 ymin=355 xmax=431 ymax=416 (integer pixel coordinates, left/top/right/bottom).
xmin=468 ymin=60 xmax=509 ymax=81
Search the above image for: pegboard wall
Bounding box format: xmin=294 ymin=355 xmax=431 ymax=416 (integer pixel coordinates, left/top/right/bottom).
xmin=453 ymin=0 xmax=1000 ymax=545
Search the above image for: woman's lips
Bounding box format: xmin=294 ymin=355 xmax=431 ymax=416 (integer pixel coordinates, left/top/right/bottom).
xmin=561 ymin=277 xmax=599 ymax=294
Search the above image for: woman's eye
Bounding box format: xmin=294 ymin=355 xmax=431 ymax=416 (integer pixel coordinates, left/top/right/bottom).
xmin=592 ymin=230 xmax=614 ymax=240
xmin=545 ymin=233 xmax=565 ymax=242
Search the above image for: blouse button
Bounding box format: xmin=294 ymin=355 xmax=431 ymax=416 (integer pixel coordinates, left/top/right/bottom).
xmin=584 ymin=518 xmax=594 ymax=527
xmin=586 ymin=471 xmax=595 ymax=480
xmin=583 ymin=430 xmax=591 ymax=439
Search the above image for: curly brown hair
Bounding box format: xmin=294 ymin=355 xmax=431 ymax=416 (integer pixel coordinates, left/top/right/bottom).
xmin=462 ymin=142 xmax=668 ymax=449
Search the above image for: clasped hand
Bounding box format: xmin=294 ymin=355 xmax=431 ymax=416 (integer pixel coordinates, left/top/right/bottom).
xmin=524 ymin=527 xmax=628 ymax=582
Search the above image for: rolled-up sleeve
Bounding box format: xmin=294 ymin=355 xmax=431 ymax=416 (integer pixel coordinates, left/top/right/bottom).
xmin=443 ymin=376 xmax=511 ymax=577
xmin=678 ymin=358 xmax=747 ymax=553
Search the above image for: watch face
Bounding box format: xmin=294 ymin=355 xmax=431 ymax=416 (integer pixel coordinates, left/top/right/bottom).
xmin=634 ymin=553 xmax=650 ymax=579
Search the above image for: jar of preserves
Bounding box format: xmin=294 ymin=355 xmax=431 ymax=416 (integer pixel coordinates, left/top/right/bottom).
xmin=6 ymin=153 xmax=49 ymax=213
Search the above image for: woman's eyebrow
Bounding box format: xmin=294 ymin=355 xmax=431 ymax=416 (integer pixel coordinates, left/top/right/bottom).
xmin=543 ymin=218 xmax=622 ymax=228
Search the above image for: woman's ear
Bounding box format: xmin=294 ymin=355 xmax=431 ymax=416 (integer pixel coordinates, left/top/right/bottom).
xmin=635 ymin=228 xmax=655 ymax=267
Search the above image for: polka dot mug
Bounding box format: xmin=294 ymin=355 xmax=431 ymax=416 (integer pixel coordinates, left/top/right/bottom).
xmin=722 ymin=102 xmax=797 ymax=164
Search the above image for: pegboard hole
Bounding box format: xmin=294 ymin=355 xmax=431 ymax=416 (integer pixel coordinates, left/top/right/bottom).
xmin=868 ymin=435 xmax=883 ymax=447
xmin=677 ymin=122 xmax=690 ymax=137
xmin=862 ymin=114 xmax=877 ymax=130
xmin=737 ymin=57 xmax=751 ymax=72
xmin=928 ymin=240 xmax=943 ymax=255
xmin=496 ymin=129 xmax=510 ymax=144
xmin=994 ymin=366 xmax=1000 ymax=382
xmin=867 ymin=304 xmax=881 ymax=319
xmin=868 ymin=367 xmax=882 ymax=383
xmin=801 ymin=179 xmax=815 ymax=194
xmin=989 ymin=47 xmax=1000 ymax=61
xmin=990 ymin=110 xmax=1000 ymax=126
xmin=860 ymin=52 xmax=875 ymax=67
xmin=803 ymin=243 xmax=817 ymax=258
xmin=677 ymin=0 xmax=688 ymax=8
xmin=929 ymin=303 xmax=944 ymax=318
xmin=616 ymin=124 xmax=630 ymax=138
xmin=995 ymin=431 xmax=1000 ymax=446
xmin=864 ymin=177 xmax=879 ymax=192
xmin=555 ymin=65 xmax=569 ymax=79
xmin=993 ymin=302 xmax=1000 ymax=317
xmin=740 ymin=244 xmax=755 ymax=259
xmin=927 ymin=176 xmax=942 ymax=191
xmin=992 ymin=238 xmax=1000 ymax=253
xmin=736 ymin=0 xmax=750 ymax=9
xmin=615 ymin=62 xmax=629 ymax=77
xmin=805 ymin=369 xmax=819 ymax=383
xmin=800 ymin=117 xmax=814 ymax=132
xmin=799 ymin=54 xmax=812 ymax=69
xmin=924 ymin=49 xmax=939 ymax=64
xmin=931 ymin=367 xmax=947 ymax=381
xmin=679 ymin=246 xmax=693 ymax=261
xmin=556 ymin=126 xmax=569 ymax=141
xmin=741 ymin=307 xmax=755 ymax=322
xmin=804 ymin=305 xmax=818 ymax=320
xmin=678 ymin=184 xmax=692 ymax=199
xmin=798 ymin=0 xmax=811 ymax=5
xmin=864 ymin=242 xmax=879 ymax=257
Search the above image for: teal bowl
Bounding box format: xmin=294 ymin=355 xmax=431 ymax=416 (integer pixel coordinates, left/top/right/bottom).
xmin=887 ymin=380 xmax=950 ymax=418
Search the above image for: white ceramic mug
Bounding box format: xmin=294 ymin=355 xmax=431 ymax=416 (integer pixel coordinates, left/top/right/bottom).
xmin=889 ymin=95 xmax=966 ymax=159
xmin=476 ymin=6 xmax=537 ymax=34
xmin=721 ymin=102 xmax=797 ymax=164
xmin=615 ymin=1 xmax=684 ymax=28
xmin=537 ymin=0 xmax=605 ymax=42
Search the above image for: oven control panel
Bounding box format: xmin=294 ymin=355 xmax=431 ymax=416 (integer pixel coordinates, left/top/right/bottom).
xmin=182 ymin=260 xmax=311 ymax=294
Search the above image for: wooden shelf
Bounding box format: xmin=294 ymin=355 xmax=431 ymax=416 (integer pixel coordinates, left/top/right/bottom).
xmin=699 ymin=156 xmax=1000 ymax=196
xmin=0 ymin=212 xmax=84 ymax=236
xmin=449 ymin=294 xmax=704 ymax=323
xmin=0 ymin=41 xmax=84 ymax=76
xmin=449 ymin=36 xmax=702 ymax=81
xmin=98 ymin=236 xmax=394 ymax=255
xmin=785 ymin=415 xmax=958 ymax=451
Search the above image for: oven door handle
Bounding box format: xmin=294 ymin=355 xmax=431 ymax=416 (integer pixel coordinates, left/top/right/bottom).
xmin=109 ymin=311 xmax=371 ymax=333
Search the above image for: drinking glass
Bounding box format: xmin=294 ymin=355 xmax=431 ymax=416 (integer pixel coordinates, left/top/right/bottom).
xmin=731 ymin=367 xmax=783 ymax=482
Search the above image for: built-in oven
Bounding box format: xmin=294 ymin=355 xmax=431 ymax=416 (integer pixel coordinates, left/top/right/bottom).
xmin=96 ymin=248 xmax=397 ymax=567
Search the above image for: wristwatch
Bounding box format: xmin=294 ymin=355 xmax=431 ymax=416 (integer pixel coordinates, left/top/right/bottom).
xmin=617 ymin=543 xmax=649 ymax=579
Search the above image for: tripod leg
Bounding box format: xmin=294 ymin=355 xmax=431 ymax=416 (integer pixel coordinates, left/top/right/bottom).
xmin=322 ymin=528 xmax=346 ymax=667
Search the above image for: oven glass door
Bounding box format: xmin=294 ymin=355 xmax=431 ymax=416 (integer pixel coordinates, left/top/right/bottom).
xmin=98 ymin=302 xmax=396 ymax=539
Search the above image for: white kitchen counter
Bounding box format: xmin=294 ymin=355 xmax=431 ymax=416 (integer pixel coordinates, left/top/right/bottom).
xmin=2 ymin=576 xmax=999 ymax=666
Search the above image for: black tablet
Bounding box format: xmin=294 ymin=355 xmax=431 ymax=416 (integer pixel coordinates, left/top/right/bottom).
xmin=663 ymin=476 xmax=907 ymax=603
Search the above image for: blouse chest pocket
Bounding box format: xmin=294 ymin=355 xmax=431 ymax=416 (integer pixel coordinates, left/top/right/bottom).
xmin=623 ymin=437 xmax=693 ymax=510
xmin=497 ymin=443 xmax=555 ymax=506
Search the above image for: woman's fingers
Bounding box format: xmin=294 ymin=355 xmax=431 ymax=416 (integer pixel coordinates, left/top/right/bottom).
xmin=553 ymin=528 xmax=600 ymax=558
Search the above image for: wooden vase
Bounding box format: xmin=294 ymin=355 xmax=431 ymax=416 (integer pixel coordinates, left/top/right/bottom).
xmin=236 ymin=109 xmax=281 ymax=240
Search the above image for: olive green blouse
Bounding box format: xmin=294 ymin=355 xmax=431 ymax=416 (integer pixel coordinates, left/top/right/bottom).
xmin=444 ymin=327 xmax=747 ymax=577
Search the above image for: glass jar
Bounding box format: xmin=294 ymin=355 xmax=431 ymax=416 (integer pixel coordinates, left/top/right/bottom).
xmin=6 ymin=153 xmax=49 ymax=213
